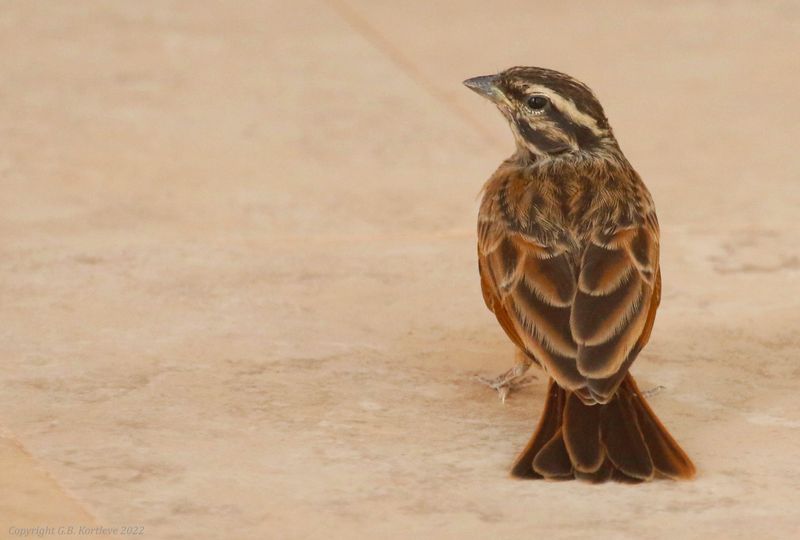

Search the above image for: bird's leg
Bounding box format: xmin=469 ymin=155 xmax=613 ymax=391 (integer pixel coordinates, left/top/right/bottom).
xmin=476 ymin=351 xmax=537 ymax=403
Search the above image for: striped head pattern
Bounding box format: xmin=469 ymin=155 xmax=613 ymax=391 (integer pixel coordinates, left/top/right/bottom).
xmin=464 ymin=67 xmax=616 ymax=157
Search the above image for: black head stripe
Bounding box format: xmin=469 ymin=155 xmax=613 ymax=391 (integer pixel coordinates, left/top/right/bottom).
xmin=549 ymin=106 xmax=601 ymax=149
xmin=514 ymin=102 xmax=601 ymax=151
xmin=503 ymin=84 xmax=529 ymax=104
xmin=501 ymin=66 xmax=609 ymax=130
xmin=515 ymin=118 xmax=572 ymax=154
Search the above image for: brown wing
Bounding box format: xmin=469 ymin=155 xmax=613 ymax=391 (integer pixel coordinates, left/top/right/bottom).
xmin=571 ymin=221 xmax=661 ymax=402
xmin=479 ymin=214 xmax=660 ymax=402
xmin=478 ymin=217 xmax=584 ymax=391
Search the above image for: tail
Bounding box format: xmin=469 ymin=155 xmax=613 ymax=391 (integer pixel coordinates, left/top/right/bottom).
xmin=510 ymin=375 xmax=695 ymax=482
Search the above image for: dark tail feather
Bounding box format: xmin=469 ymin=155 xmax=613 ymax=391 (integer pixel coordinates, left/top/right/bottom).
xmin=624 ymin=376 xmax=696 ymax=479
xmin=510 ymin=380 xmax=565 ymax=478
xmin=511 ymin=375 xmax=695 ymax=482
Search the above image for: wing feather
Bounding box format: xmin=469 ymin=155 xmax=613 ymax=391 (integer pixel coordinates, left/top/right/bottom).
xmin=572 ymin=225 xmax=659 ymax=380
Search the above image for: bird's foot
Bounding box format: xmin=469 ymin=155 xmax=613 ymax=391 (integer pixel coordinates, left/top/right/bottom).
xmin=641 ymin=385 xmax=666 ymax=398
xmin=475 ymin=367 xmax=536 ymax=404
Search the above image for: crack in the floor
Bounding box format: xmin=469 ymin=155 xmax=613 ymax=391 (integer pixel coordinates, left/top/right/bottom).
xmin=324 ymin=0 xmax=506 ymax=150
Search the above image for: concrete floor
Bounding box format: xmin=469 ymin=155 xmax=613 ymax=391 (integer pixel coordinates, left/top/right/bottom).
xmin=2 ymin=1 xmax=800 ymax=539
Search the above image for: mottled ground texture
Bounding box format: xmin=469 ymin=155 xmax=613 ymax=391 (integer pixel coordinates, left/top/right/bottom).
xmin=2 ymin=1 xmax=800 ymax=539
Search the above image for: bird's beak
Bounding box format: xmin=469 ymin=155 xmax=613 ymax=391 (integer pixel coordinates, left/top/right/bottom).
xmin=463 ymin=74 xmax=503 ymax=102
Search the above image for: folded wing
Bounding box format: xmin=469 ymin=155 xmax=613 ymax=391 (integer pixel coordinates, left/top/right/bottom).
xmin=479 ymin=216 xmax=660 ymax=402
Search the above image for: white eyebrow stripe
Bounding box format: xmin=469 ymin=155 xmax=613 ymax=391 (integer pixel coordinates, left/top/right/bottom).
xmin=525 ymin=84 xmax=604 ymax=137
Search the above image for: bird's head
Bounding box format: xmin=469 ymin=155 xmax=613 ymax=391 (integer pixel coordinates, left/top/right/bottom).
xmin=464 ymin=66 xmax=616 ymax=158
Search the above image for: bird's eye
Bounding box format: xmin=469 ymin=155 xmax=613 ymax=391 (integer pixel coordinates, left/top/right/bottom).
xmin=526 ymin=95 xmax=549 ymax=111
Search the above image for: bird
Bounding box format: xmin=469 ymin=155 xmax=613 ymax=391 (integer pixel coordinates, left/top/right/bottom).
xmin=463 ymin=66 xmax=695 ymax=482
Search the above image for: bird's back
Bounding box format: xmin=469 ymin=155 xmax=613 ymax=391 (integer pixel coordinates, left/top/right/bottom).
xmin=479 ymin=153 xmax=656 ymax=255
xmin=478 ymin=153 xmax=660 ymax=403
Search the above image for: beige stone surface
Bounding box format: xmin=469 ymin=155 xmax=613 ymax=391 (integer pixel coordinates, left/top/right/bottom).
xmin=0 ymin=435 xmax=109 ymax=537
xmin=1 ymin=1 xmax=799 ymax=539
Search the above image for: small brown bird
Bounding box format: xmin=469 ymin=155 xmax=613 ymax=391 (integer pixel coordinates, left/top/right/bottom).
xmin=464 ymin=66 xmax=695 ymax=482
